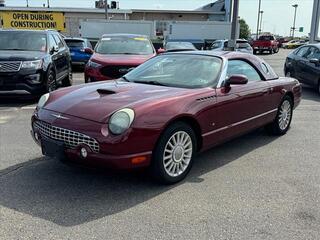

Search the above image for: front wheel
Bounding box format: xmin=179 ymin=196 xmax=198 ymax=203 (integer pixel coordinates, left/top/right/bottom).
xmin=45 ymin=68 xmax=57 ymax=92
xmin=274 ymin=47 xmax=279 ymax=53
xmin=151 ymin=122 xmax=197 ymax=184
xmin=266 ymin=96 xmax=293 ymax=135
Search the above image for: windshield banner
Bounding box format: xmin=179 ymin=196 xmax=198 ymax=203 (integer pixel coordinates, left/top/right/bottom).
xmin=0 ymin=11 xmax=65 ymax=31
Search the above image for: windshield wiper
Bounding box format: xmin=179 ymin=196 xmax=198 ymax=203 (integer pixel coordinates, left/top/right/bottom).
xmin=133 ymin=80 xmax=167 ymax=86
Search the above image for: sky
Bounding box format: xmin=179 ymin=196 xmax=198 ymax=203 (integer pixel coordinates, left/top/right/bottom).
xmin=5 ymin=0 xmax=315 ymax=37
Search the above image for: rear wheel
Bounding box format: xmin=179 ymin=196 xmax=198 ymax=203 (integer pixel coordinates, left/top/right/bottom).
xmin=62 ymin=65 xmax=73 ymax=87
xmin=151 ymin=122 xmax=197 ymax=184
xmin=318 ymin=80 xmax=320 ymax=95
xmin=274 ymin=47 xmax=279 ymax=53
xmin=266 ymin=95 xmax=293 ymax=135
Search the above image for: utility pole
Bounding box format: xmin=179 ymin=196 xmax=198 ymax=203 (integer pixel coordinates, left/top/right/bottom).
xmin=291 ymin=4 xmax=298 ymax=38
xmin=310 ymin=0 xmax=320 ymax=43
xmin=228 ymin=0 xmax=239 ymax=51
xmin=259 ymin=10 xmax=264 ymax=35
xmin=47 ymin=0 xmax=50 ymax=8
xmin=105 ymin=0 xmax=109 ymax=20
xmin=256 ymin=0 xmax=262 ymax=39
xmin=26 ymin=0 xmax=29 ymax=7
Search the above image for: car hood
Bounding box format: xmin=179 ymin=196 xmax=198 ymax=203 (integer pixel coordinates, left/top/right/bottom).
xmin=44 ymin=81 xmax=198 ymax=123
xmin=92 ymin=53 xmax=155 ymax=66
xmin=0 ymin=50 xmax=46 ymax=61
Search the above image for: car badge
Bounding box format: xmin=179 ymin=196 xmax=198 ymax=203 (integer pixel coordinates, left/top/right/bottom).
xmin=51 ymin=114 xmax=70 ymax=120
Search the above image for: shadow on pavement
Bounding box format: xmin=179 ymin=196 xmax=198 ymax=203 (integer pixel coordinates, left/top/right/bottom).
xmin=0 ymin=92 xmax=39 ymax=108
xmin=0 ymin=129 xmax=277 ymax=227
xmin=301 ymin=85 xmax=320 ymax=102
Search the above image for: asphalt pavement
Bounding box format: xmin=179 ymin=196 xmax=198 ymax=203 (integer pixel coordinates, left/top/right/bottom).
xmin=0 ymin=49 xmax=320 ymax=240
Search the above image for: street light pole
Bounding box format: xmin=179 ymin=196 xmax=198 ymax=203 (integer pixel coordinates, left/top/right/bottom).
xmin=259 ymin=10 xmax=264 ymax=35
xmin=47 ymin=0 xmax=50 ymax=8
xmin=105 ymin=0 xmax=109 ymax=20
xmin=292 ymin=4 xmax=298 ymax=38
xmin=26 ymin=0 xmax=29 ymax=7
xmin=229 ymin=0 xmax=240 ymax=51
xmin=256 ymin=0 xmax=262 ymax=39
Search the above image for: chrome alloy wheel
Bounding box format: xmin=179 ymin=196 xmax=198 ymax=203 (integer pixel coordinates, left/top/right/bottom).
xmin=278 ymin=100 xmax=292 ymax=130
xmin=163 ymin=131 xmax=193 ymax=177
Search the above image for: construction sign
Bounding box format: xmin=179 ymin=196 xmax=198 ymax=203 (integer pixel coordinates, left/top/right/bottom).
xmin=0 ymin=11 xmax=65 ymax=31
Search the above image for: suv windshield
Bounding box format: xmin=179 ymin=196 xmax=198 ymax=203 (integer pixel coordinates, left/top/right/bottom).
xmin=0 ymin=31 xmax=47 ymax=52
xmin=95 ymin=36 xmax=154 ymax=55
xmin=125 ymin=54 xmax=222 ymax=89
xmin=258 ymin=36 xmax=274 ymax=41
xmin=65 ymin=40 xmax=85 ymax=48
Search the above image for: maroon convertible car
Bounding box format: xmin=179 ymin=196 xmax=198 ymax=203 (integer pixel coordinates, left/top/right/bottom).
xmin=31 ymin=51 xmax=301 ymax=184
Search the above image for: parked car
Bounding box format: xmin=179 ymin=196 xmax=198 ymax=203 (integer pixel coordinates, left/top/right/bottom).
xmin=163 ymin=42 xmax=197 ymax=52
xmin=252 ymin=35 xmax=279 ymax=54
xmin=285 ymin=44 xmax=320 ymax=94
xmin=64 ymin=38 xmax=93 ymax=66
xmin=0 ymin=29 xmax=72 ymax=94
xmin=31 ymin=51 xmax=301 ymax=184
xmin=283 ymin=40 xmax=307 ymax=49
xmin=84 ymin=34 xmax=156 ymax=83
xmin=277 ymin=38 xmax=289 ymax=48
xmin=211 ymin=39 xmax=253 ymax=54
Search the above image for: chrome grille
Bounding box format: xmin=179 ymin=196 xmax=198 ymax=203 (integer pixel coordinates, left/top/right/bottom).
xmin=0 ymin=61 xmax=22 ymax=73
xmin=34 ymin=121 xmax=100 ymax=153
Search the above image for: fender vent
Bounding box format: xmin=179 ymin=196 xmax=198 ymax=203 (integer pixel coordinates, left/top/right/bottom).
xmin=196 ymin=95 xmax=215 ymax=102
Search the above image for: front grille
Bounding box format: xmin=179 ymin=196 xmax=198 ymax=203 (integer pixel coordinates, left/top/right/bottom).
xmin=100 ymin=65 xmax=135 ymax=79
xmin=0 ymin=61 xmax=22 ymax=73
xmin=34 ymin=121 xmax=100 ymax=153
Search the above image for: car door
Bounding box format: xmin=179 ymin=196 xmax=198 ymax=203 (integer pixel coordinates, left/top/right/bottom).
xmin=302 ymin=47 xmax=320 ymax=87
xmin=48 ymin=34 xmax=63 ymax=79
xmin=296 ymin=46 xmax=312 ymax=83
xmin=52 ymin=34 xmax=69 ymax=80
xmin=206 ymin=59 xmax=273 ymax=147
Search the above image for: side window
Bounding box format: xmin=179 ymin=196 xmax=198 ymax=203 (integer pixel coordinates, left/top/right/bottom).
xmin=306 ymin=47 xmax=319 ymax=60
xmin=53 ymin=34 xmax=64 ymax=49
xmin=211 ymin=41 xmax=222 ymax=49
xmin=227 ymin=60 xmax=262 ymax=82
xmin=296 ymin=47 xmax=309 ymax=58
xmin=48 ymin=34 xmax=57 ymax=50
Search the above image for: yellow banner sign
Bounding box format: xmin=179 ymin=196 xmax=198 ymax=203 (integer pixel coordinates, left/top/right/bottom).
xmin=1 ymin=11 xmax=65 ymax=31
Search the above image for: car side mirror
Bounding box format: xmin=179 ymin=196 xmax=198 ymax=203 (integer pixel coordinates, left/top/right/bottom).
xmin=157 ymin=48 xmax=165 ymax=54
xmin=309 ymin=58 xmax=320 ymax=65
xmin=50 ymin=46 xmax=59 ymax=54
xmin=225 ymin=74 xmax=248 ymax=86
xmin=84 ymin=48 xmax=94 ymax=54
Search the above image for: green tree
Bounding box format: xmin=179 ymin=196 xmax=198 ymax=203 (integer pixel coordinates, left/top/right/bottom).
xmin=239 ymin=19 xmax=251 ymax=39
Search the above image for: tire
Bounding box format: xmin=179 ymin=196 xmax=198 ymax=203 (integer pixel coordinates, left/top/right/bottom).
xmin=253 ymin=50 xmax=258 ymax=55
xmin=318 ymin=81 xmax=320 ymax=95
xmin=45 ymin=68 xmax=57 ymax=93
xmin=150 ymin=122 xmax=197 ymax=184
xmin=62 ymin=65 xmax=73 ymax=87
xmin=274 ymin=47 xmax=279 ymax=53
xmin=266 ymin=95 xmax=293 ymax=135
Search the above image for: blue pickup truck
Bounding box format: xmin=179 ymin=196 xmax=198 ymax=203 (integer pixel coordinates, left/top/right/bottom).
xmin=64 ymin=38 xmax=93 ymax=66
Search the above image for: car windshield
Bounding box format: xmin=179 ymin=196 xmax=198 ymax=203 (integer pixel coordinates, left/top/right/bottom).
xmin=95 ymin=36 xmax=154 ymax=55
xmin=65 ymin=40 xmax=85 ymax=48
xmin=125 ymin=54 xmax=222 ymax=89
xmin=0 ymin=31 xmax=47 ymax=52
xmin=165 ymin=42 xmax=196 ymax=50
xmin=236 ymin=42 xmax=251 ymax=49
xmin=259 ymin=36 xmax=273 ymax=41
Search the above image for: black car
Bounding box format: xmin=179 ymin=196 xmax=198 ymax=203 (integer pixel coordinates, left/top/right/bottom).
xmin=0 ymin=29 xmax=72 ymax=95
xmin=285 ymin=44 xmax=320 ymax=94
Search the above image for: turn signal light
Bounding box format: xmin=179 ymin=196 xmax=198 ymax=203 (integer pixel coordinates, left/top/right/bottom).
xmin=131 ymin=156 xmax=147 ymax=164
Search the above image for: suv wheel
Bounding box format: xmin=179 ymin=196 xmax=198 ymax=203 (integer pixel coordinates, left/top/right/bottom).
xmin=62 ymin=65 xmax=73 ymax=87
xmin=46 ymin=68 xmax=57 ymax=92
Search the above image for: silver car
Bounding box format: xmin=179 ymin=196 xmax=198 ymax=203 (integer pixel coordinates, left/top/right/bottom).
xmin=211 ymin=39 xmax=254 ymax=54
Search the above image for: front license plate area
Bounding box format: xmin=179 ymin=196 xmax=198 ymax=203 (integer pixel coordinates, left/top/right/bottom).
xmin=41 ymin=137 xmax=65 ymax=159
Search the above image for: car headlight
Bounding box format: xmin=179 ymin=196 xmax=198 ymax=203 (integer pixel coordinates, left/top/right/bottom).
xmin=37 ymin=93 xmax=50 ymax=109
xmin=109 ymin=108 xmax=135 ymax=135
xmin=87 ymin=60 xmax=102 ymax=68
xmin=21 ymin=60 xmax=43 ymax=70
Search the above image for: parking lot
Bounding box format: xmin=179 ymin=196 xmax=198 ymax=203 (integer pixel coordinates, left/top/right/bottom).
xmin=0 ymin=49 xmax=320 ymax=239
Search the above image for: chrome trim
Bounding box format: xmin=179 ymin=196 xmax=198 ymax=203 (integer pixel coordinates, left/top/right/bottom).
xmin=216 ymin=57 xmax=229 ymax=88
xmin=33 ymin=121 xmax=100 ymax=153
xmin=51 ymin=113 xmax=70 ymax=120
xmin=202 ymin=108 xmax=278 ymax=137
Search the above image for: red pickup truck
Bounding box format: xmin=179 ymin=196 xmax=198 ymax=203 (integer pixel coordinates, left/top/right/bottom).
xmin=253 ymin=35 xmax=279 ymax=55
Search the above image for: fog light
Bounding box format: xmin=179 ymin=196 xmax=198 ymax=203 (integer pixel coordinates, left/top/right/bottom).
xmin=26 ymin=74 xmax=41 ymax=84
xmin=80 ymin=148 xmax=88 ymax=158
